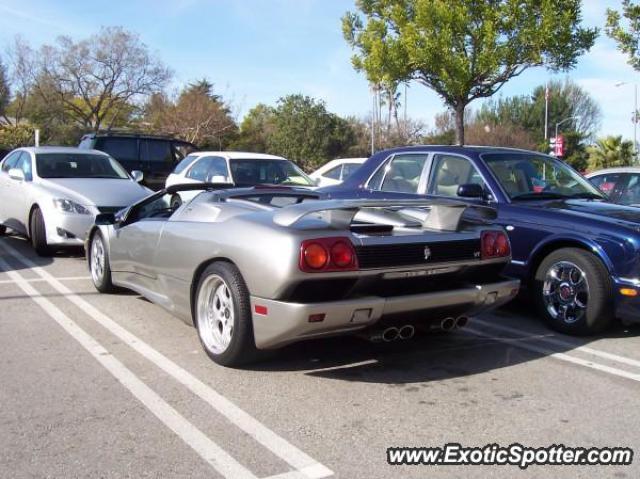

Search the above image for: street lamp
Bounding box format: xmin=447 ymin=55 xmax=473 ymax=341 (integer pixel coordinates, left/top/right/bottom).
xmin=615 ymin=81 xmax=638 ymax=160
xmin=555 ymin=115 xmax=581 ymax=139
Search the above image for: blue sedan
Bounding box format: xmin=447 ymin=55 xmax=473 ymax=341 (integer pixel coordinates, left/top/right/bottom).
xmin=322 ymin=145 xmax=640 ymax=335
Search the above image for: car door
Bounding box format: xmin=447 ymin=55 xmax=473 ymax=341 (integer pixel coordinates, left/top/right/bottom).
xmin=0 ymin=151 xmax=22 ymax=226
xmin=6 ymin=151 xmax=34 ymax=233
xmin=109 ymin=192 xmax=175 ymax=293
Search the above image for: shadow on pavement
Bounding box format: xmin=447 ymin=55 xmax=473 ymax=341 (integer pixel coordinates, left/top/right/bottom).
xmin=248 ymin=302 xmax=640 ymax=384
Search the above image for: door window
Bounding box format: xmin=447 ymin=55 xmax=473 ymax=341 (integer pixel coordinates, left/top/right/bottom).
xmin=589 ymin=173 xmax=622 ymax=196
xmin=323 ymin=165 xmax=342 ymax=180
xmin=186 ymin=156 xmax=228 ymax=182
xmin=96 ymin=138 xmax=138 ymax=163
xmin=15 ymin=152 xmax=33 ymax=181
xmin=428 ymin=154 xmax=486 ymax=197
xmin=368 ymin=154 xmax=428 ymax=193
xmin=341 ymin=163 xmax=361 ymax=179
xmin=618 ymin=175 xmax=640 ymax=205
xmin=1 ymin=151 xmax=21 ymax=173
xmin=141 ymin=140 xmax=173 ymax=165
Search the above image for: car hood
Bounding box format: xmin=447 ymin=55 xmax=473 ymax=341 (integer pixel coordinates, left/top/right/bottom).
xmin=37 ymin=178 xmax=149 ymax=207
xmin=516 ymin=199 xmax=640 ymax=228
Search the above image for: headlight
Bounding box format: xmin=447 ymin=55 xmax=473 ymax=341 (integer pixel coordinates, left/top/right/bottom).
xmin=52 ymin=198 xmax=91 ymax=215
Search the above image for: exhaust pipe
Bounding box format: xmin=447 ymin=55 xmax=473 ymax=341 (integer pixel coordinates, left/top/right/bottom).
xmin=382 ymin=327 xmax=399 ymax=342
xmin=455 ymin=316 xmax=469 ymax=329
xmin=398 ymin=324 xmax=415 ymax=340
xmin=440 ymin=317 xmax=456 ymax=332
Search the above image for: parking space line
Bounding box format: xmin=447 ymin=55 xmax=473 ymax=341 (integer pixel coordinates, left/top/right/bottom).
xmin=0 ymin=242 xmax=333 ymax=479
xmin=465 ymin=327 xmax=640 ymax=383
xmin=474 ymin=319 xmax=640 ymax=369
xmin=0 ymin=275 xmax=91 ymax=284
xmin=0 ymin=257 xmax=258 ymax=479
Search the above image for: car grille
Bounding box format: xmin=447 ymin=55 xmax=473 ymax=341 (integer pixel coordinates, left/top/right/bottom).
xmin=97 ymin=206 xmax=124 ymax=214
xmin=355 ymin=239 xmax=481 ymax=269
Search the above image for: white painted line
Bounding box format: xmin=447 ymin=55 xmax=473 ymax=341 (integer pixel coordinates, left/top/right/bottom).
xmin=474 ymin=319 xmax=640 ymax=370
xmin=0 ymin=257 xmax=257 ymax=479
xmin=0 ymin=242 xmax=333 ymax=479
xmin=465 ymin=327 xmax=640 ymax=383
xmin=0 ymin=275 xmax=91 ymax=285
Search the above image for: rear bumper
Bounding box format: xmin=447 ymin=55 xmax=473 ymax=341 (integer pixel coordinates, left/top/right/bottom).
xmin=250 ymin=278 xmax=520 ymax=349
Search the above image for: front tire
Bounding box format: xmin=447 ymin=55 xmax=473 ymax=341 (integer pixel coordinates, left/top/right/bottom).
xmin=89 ymin=231 xmax=116 ymax=293
xmin=30 ymin=208 xmax=51 ymax=256
xmin=533 ymin=248 xmax=613 ymax=335
xmin=194 ymin=262 xmax=258 ymax=367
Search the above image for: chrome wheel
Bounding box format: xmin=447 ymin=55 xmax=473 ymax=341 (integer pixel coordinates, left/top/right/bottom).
xmin=90 ymin=235 xmax=105 ymax=285
xmin=197 ymin=274 xmax=235 ymax=354
xmin=542 ymin=260 xmax=589 ymax=324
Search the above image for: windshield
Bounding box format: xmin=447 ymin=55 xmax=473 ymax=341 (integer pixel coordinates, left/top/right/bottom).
xmin=483 ymin=153 xmax=604 ymax=201
xmin=36 ymin=153 xmax=130 ymax=179
xmin=229 ymin=158 xmax=315 ymax=186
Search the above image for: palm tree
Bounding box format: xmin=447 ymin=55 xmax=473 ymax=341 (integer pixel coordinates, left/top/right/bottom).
xmin=587 ymin=135 xmax=634 ymax=170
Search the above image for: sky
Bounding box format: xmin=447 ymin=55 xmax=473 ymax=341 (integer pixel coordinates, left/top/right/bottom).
xmin=0 ymin=0 xmax=637 ymax=142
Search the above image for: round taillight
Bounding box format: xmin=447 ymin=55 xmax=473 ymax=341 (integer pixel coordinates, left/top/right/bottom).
xmin=303 ymin=243 xmax=329 ymax=269
xmin=331 ymin=241 xmax=354 ymax=268
xmin=495 ymin=233 xmax=510 ymax=256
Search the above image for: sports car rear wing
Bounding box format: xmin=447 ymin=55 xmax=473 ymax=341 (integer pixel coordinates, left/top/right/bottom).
xmin=272 ymin=199 xmax=497 ymax=232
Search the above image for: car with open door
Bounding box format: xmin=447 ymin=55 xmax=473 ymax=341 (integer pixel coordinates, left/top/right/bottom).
xmin=323 ymin=145 xmax=640 ymax=335
xmin=86 ymin=183 xmax=518 ymax=367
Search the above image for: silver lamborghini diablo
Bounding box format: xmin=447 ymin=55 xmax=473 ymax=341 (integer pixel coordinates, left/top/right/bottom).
xmin=87 ymin=184 xmax=519 ymax=367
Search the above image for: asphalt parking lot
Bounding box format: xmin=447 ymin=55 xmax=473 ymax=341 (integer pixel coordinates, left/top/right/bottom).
xmin=1 ymin=234 xmax=639 ymax=479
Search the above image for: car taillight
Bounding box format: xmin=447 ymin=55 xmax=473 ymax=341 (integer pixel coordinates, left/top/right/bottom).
xmin=481 ymin=231 xmax=511 ymax=259
xmin=300 ymin=237 xmax=358 ymax=272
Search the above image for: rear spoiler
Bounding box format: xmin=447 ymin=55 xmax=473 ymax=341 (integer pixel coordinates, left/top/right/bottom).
xmin=272 ymin=199 xmax=496 ymax=232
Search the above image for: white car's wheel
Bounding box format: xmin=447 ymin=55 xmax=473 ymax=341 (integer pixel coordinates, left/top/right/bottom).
xmin=195 ymin=262 xmax=258 ymax=367
xmin=90 ymin=231 xmax=116 ymax=293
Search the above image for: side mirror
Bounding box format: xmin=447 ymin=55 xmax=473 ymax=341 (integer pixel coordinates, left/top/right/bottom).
xmin=457 ymin=183 xmax=484 ymax=199
xmin=131 ymin=170 xmax=144 ymax=183
xmin=94 ymin=213 xmax=116 ymax=226
xmin=8 ymin=168 xmax=25 ymax=182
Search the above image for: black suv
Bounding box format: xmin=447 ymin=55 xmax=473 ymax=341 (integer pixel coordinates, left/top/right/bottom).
xmin=79 ymin=132 xmax=197 ymax=190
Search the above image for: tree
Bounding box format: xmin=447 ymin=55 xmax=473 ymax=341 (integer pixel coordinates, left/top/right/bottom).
xmin=232 ymin=104 xmax=276 ymax=152
xmin=266 ymin=94 xmax=356 ymax=171
xmin=607 ymin=0 xmax=640 ymax=70
xmin=26 ymin=27 xmax=171 ymax=132
xmin=0 ymin=57 xmax=9 ymax=120
xmin=145 ymin=80 xmax=237 ymax=148
xmin=342 ymin=0 xmax=598 ymax=145
xmin=587 ymin=136 xmax=634 ymax=170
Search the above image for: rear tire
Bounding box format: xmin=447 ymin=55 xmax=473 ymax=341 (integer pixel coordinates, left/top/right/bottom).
xmin=89 ymin=231 xmax=116 ymax=293
xmin=533 ymin=248 xmax=613 ymax=335
xmin=194 ymin=262 xmax=258 ymax=367
xmin=30 ymin=208 xmax=51 ymax=256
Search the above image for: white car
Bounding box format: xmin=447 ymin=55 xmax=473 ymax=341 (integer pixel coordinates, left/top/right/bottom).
xmin=0 ymin=146 xmax=150 ymax=255
xmin=310 ymin=157 xmax=367 ymax=187
xmin=586 ymin=167 xmax=640 ymax=206
xmin=165 ymin=151 xmax=316 ymax=207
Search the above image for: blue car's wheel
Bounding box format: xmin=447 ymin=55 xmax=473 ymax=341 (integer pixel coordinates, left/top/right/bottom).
xmin=534 ymin=248 xmax=613 ymax=335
